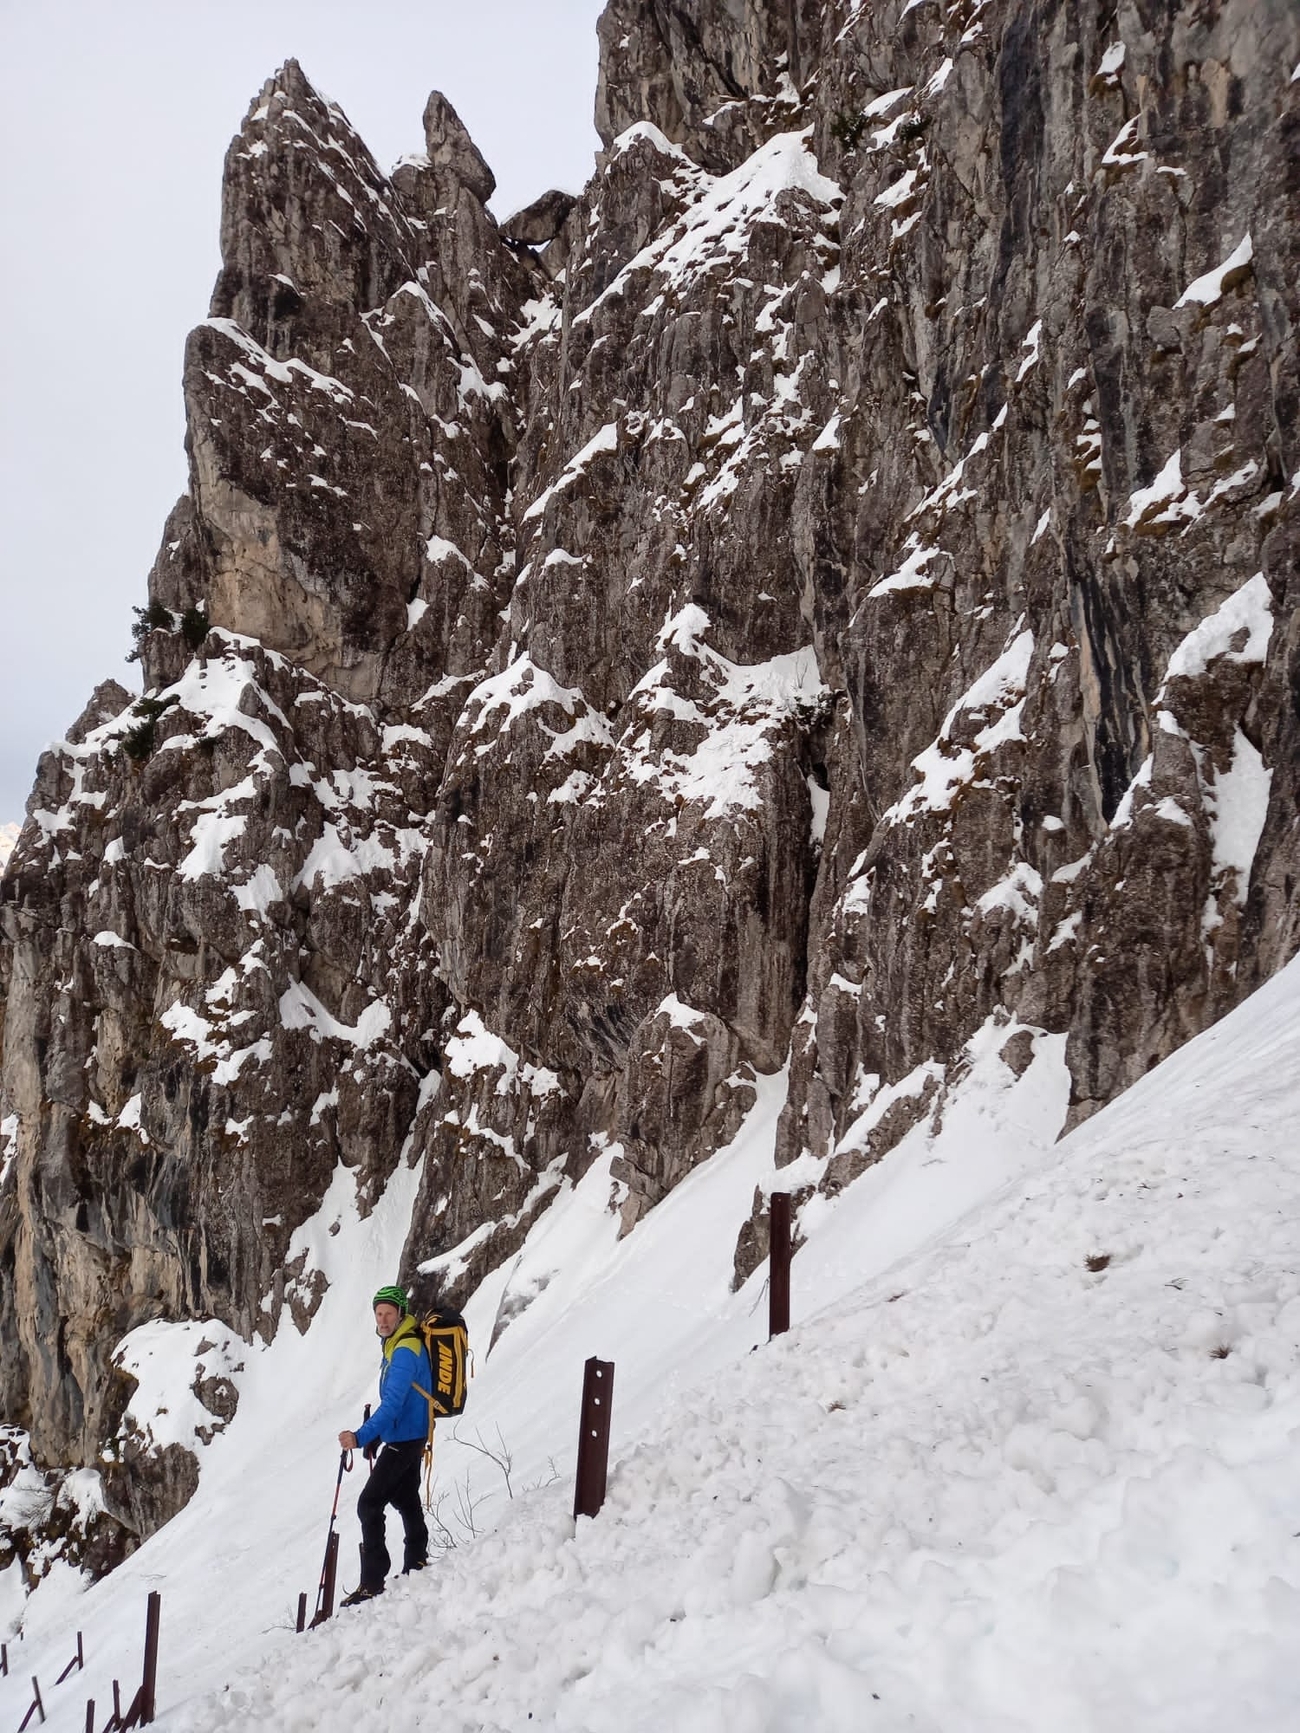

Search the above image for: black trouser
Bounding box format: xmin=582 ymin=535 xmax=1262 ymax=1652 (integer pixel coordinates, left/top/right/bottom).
xmin=357 ymin=1439 xmax=428 ymax=1588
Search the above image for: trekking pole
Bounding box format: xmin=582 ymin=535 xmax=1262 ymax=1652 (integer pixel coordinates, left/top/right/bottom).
xmin=311 ymin=1448 xmax=352 ymax=1626
xmin=363 ymin=1405 xmax=375 ymax=1475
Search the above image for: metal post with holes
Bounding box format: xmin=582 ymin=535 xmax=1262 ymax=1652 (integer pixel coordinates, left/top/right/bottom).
xmin=769 ymin=1192 xmax=791 ymax=1338
xmin=573 ymin=1357 xmax=615 ymax=1519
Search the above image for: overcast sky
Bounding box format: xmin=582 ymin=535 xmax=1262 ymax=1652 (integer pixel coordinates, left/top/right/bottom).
xmin=0 ymin=0 xmax=605 ymax=823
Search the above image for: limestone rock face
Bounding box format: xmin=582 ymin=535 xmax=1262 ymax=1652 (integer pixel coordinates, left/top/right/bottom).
xmin=420 ymin=90 xmax=496 ymax=206
xmin=595 ymin=0 xmax=823 ymax=168
xmin=500 ymin=190 xmax=578 ymax=248
xmin=2 ymin=0 xmax=1299 ymax=1565
xmin=191 ymin=61 xmax=526 ymax=709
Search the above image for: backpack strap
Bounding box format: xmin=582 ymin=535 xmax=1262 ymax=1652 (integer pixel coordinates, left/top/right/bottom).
xmin=411 ymin=1313 xmax=436 ymax=1501
xmin=411 ymin=1379 xmax=437 ymax=1507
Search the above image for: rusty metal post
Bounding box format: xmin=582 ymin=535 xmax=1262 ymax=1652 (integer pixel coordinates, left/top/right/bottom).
xmin=2 ymin=1639 xmax=8 ymax=1674
xmin=311 ymin=1448 xmax=351 ymax=1624
xmin=139 ymin=1591 xmax=161 ymax=1724
xmin=317 ymin=1530 xmax=340 ymax=1623
xmin=85 ymin=1701 xmax=95 ymax=1733
xmin=296 ymin=1591 xmax=308 ymax=1633
xmin=769 ymin=1193 xmax=791 ymax=1338
xmin=573 ymin=1357 xmax=615 ymax=1519
xmin=57 ymin=1631 xmax=85 ymax=1683
xmin=17 ymin=1675 xmax=45 ymax=1730
xmin=112 ymin=1678 xmax=122 ymax=1725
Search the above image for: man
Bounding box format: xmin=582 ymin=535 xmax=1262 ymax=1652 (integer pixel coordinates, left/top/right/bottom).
xmin=337 ymin=1284 xmax=431 ymax=1605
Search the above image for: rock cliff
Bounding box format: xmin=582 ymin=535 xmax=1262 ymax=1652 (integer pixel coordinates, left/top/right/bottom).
xmin=2 ymin=0 xmax=1298 ymax=1580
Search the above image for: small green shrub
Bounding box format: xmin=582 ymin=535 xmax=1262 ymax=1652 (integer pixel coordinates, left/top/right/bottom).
xmin=179 ymin=606 xmax=210 ymax=650
xmin=121 ymin=723 xmax=155 ymax=763
xmin=897 ymin=114 xmax=930 ymax=146
xmin=128 ymin=601 xmax=174 ymax=660
xmin=127 ymin=600 xmax=210 ymax=660
xmin=121 ymin=695 xmax=179 ymax=764
xmin=830 ymin=109 xmax=867 ymax=151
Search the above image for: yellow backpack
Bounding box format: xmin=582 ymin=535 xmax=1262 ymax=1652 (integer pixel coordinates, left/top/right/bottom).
xmin=413 ymin=1304 xmax=471 ymax=1420
xmin=410 ymin=1304 xmax=471 ymax=1505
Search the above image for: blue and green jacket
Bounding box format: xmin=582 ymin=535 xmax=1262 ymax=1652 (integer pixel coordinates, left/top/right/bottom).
xmin=355 ymin=1315 xmax=432 ymax=1447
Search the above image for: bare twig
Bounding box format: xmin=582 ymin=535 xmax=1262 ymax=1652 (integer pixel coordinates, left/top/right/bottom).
xmin=449 ymin=1424 xmax=516 ymax=1497
xmin=426 ymin=1490 xmax=462 ymax=1555
xmin=452 ymin=1474 xmax=489 ymax=1537
xmin=531 ymin=1456 xmax=561 ymax=1491
xmin=424 ymin=1426 xmax=554 ymax=1557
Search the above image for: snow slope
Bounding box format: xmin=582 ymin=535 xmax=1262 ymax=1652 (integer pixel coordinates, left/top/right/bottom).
xmin=3 ymin=961 xmax=1300 ymax=1729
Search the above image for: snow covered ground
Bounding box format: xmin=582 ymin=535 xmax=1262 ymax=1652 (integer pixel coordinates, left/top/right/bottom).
xmin=3 ymin=960 xmax=1299 ymax=1730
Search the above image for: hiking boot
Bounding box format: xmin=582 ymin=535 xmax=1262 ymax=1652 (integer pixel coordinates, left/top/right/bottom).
xmin=402 ymin=1557 xmax=427 ymax=1574
xmin=339 ymin=1584 xmax=385 ymax=1608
